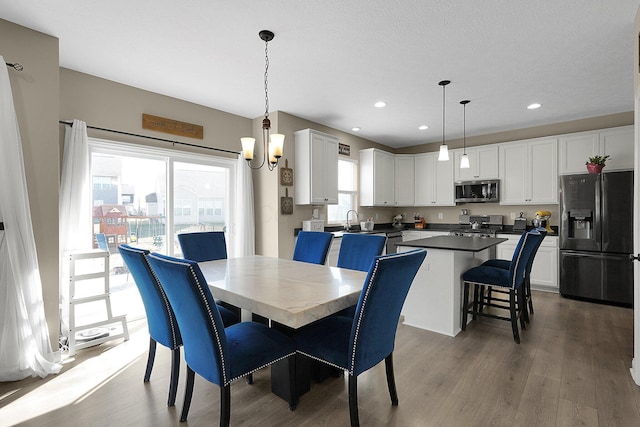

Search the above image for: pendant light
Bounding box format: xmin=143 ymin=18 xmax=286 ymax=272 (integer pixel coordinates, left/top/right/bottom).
xmin=241 ymin=30 xmax=284 ymax=171
xmin=437 ymin=80 xmax=450 ymax=161
xmin=460 ymin=100 xmax=470 ymax=169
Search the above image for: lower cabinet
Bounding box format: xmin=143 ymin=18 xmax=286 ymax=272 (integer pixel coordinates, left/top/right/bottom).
xmin=496 ymin=234 xmax=558 ymax=292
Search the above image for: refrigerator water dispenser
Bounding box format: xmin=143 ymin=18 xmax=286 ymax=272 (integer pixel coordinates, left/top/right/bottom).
xmin=568 ymin=209 xmax=592 ymax=240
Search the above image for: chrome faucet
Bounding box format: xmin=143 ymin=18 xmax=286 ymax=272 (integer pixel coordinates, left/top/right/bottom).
xmin=345 ymin=210 xmax=359 ymax=231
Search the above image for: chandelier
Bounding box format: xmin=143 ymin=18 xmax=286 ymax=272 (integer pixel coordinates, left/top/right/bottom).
xmin=241 ymin=30 xmax=284 ymax=171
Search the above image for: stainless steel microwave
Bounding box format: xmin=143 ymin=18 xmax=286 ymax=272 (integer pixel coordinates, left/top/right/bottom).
xmin=454 ymin=180 xmax=500 ymax=203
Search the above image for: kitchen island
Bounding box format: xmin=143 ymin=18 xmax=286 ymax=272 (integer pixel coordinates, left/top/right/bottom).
xmin=397 ymin=235 xmax=507 ymax=337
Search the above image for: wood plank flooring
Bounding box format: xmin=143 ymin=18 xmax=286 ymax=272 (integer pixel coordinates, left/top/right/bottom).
xmin=1 ymin=291 xmax=639 ymax=426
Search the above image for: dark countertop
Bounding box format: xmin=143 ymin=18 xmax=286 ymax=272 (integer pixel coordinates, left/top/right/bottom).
xmin=294 ymin=223 xmax=559 ymax=237
xmin=397 ymin=235 xmax=508 ymax=252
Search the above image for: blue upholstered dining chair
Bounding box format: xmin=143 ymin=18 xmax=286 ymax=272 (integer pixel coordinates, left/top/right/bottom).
xmin=480 ymin=228 xmax=547 ymax=321
xmin=461 ymin=230 xmax=544 ymax=343
xmin=118 ymin=244 xmax=182 ymax=407
xmin=334 ymin=233 xmax=387 ymax=318
xmin=177 ymin=231 xmax=227 ymax=262
xmin=292 ymin=230 xmax=334 ymax=265
xmin=146 ymin=253 xmax=297 ymax=425
xmin=294 ymin=249 xmax=427 ymax=427
xmin=177 ymin=231 xmax=242 ymax=324
xmin=119 ymin=245 xmax=240 ymax=407
xmin=337 ymin=233 xmax=387 ymax=271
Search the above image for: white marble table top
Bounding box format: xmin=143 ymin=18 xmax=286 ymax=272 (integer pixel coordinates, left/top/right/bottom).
xmin=198 ymin=255 xmax=367 ymax=329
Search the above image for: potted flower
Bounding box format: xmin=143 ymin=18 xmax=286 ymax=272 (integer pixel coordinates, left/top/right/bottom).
xmin=586 ymin=155 xmax=610 ymax=174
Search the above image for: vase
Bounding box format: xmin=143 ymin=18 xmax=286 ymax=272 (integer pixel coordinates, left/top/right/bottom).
xmin=586 ymin=163 xmax=604 ymax=174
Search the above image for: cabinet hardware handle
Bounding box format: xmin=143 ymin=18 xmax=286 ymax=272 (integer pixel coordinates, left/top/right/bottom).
xmin=631 ymin=254 xmax=640 ymax=262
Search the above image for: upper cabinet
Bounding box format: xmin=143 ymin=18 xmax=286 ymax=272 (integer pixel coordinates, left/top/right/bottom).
xmin=499 ymin=137 xmax=558 ymax=205
xmin=414 ymin=152 xmax=455 ymax=206
xmin=453 ymin=145 xmax=499 ymax=181
xmin=558 ymin=125 xmax=633 ymax=175
xmin=394 ymin=155 xmax=415 ymax=206
xmin=360 ymin=148 xmax=395 ymax=206
xmin=294 ymin=129 xmax=338 ymax=205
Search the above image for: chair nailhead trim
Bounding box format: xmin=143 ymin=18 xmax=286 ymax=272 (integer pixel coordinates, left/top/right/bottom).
xmin=296 ymin=351 xmax=347 ymax=372
xmin=149 ymin=254 xmax=229 ymax=384
xmin=144 ymin=255 xmax=180 ymax=349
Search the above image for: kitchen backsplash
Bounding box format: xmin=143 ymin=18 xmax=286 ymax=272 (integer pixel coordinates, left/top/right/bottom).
xmin=357 ymin=203 xmax=559 ymax=228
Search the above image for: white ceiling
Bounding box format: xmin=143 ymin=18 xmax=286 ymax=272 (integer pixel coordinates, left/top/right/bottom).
xmin=1 ymin=0 xmax=639 ymax=148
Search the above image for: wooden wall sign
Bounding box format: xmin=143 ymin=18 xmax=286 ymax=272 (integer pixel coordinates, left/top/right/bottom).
xmin=142 ymin=114 xmax=204 ymax=139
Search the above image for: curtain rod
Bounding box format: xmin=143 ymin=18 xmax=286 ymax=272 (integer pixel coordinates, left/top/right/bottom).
xmin=5 ymin=62 xmax=23 ymax=71
xmin=59 ymin=120 xmax=240 ymax=155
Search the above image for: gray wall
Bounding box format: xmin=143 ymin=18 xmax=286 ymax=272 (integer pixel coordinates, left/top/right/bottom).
xmin=0 ymin=19 xmax=60 ymax=348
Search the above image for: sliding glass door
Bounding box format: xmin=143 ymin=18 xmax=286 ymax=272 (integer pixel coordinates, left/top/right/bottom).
xmin=89 ymin=139 xmax=235 ymax=322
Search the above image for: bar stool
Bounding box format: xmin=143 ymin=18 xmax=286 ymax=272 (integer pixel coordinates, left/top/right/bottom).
xmin=461 ymin=230 xmax=543 ymax=343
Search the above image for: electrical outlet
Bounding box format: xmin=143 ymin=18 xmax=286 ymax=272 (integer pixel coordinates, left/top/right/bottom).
xmin=438 ymin=212 xmax=444 ymax=220
xmin=375 ymin=213 xmax=380 ymax=220
xmin=510 ymin=212 xmax=516 ymax=220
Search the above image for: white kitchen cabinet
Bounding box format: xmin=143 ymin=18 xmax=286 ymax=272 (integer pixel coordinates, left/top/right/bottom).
xmin=294 ymin=129 xmax=338 ymax=204
xmin=453 ymin=145 xmax=499 ymax=181
xmin=558 ymin=125 xmax=633 ymax=174
xmin=414 ymin=152 xmax=455 ymax=206
xmin=496 ymin=234 xmax=558 ymax=291
xmin=394 ymin=155 xmax=415 ymax=206
xmin=499 ymin=137 xmax=558 ymax=205
xmin=360 ymin=148 xmax=395 ymax=206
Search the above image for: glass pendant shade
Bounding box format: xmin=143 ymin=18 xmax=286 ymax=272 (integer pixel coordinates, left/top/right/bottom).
xmin=241 ymin=137 xmax=256 ymax=160
xmin=438 ymin=144 xmax=449 ymax=161
xmin=270 ymin=133 xmax=285 ymax=158
xmin=460 ymin=153 xmax=470 ymax=168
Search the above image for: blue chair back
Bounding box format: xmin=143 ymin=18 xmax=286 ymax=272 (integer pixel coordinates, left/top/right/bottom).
xmin=525 ymin=228 xmax=547 ymax=276
xmin=348 ymin=249 xmax=426 ymax=376
xmin=118 ymin=244 xmax=181 ymax=349
xmin=292 ymin=231 xmax=334 ymax=265
xmin=146 ymin=252 xmax=229 ymax=386
xmin=508 ymin=230 xmax=544 ymax=289
xmin=337 ymin=233 xmax=387 ymax=272
xmin=96 ymin=233 xmax=109 ymax=252
xmin=178 ymin=231 xmax=228 ymax=262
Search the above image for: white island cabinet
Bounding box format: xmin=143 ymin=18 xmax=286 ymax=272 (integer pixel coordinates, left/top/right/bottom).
xmin=294 ymin=129 xmax=338 ymax=205
xmin=397 ymin=236 xmax=506 ymax=337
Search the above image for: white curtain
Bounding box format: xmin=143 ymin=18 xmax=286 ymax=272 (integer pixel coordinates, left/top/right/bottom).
xmin=231 ymin=155 xmax=255 ymax=257
xmin=0 ymin=56 xmax=62 ymax=380
xmin=59 ymin=119 xmax=91 ymax=338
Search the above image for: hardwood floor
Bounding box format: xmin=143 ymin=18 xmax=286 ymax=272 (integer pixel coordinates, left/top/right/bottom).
xmin=1 ymin=291 xmax=639 ymax=426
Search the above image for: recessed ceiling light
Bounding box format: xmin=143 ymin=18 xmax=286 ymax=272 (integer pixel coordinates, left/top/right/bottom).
xmin=527 ymin=103 xmax=542 ymax=109
xmin=352 ymin=127 xmax=361 ymax=132
xmin=419 ymin=125 xmax=429 ymax=130
xmin=374 ymin=101 xmax=387 ymax=108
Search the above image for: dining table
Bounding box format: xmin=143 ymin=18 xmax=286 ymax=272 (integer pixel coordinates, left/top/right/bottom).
xmin=198 ymin=255 xmax=368 ymax=403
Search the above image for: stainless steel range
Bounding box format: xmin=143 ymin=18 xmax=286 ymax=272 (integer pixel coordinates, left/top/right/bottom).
xmin=449 ymin=215 xmax=503 ymax=238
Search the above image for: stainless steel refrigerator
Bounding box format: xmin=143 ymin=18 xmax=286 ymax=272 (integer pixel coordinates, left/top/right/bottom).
xmin=559 ymin=171 xmax=634 ymax=305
